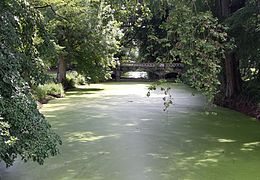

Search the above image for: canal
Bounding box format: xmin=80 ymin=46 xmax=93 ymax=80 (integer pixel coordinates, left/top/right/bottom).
xmin=1 ymin=82 xmax=260 ymax=180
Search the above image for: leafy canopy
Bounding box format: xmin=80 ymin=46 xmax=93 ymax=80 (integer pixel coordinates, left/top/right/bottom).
xmin=0 ymin=0 xmax=61 ymax=166
xmin=113 ymin=0 xmax=230 ymax=102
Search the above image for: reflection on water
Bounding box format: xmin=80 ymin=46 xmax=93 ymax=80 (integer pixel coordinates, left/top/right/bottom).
xmin=121 ymin=71 xmax=148 ymax=79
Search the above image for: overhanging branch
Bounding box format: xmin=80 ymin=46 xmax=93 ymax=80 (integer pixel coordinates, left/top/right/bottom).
xmin=34 ymin=4 xmax=69 ymax=22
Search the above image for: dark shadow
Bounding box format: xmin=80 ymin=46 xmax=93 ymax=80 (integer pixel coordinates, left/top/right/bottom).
xmin=69 ymin=88 xmax=104 ymax=92
xmin=66 ymin=87 xmax=104 ymax=96
xmin=165 ymin=72 xmax=178 ymax=79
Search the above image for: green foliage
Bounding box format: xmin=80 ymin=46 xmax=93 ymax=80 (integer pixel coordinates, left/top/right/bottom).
xmin=147 ymin=80 xmax=173 ymax=111
xmin=165 ymin=5 xmax=229 ymax=102
xmin=1 ymin=0 xmax=257 ymax=168
xmin=64 ymin=71 xmax=86 ymax=89
xmin=34 ymin=83 xmax=64 ymax=100
xmin=44 ymin=83 xmax=64 ymax=97
xmin=63 ymin=78 xmax=76 ymax=90
xmin=76 ymin=74 xmax=86 ymax=85
xmin=117 ymin=0 xmax=230 ymax=103
xmin=64 ymin=71 xmax=78 ymax=89
xmin=243 ymin=81 xmax=260 ymax=103
xmin=34 ymin=86 xmax=48 ymax=101
xmin=33 ymin=0 xmax=123 ymax=82
xmin=0 ymin=0 xmax=61 ymax=166
xmin=225 ymin=1 xmax=260 ymax=81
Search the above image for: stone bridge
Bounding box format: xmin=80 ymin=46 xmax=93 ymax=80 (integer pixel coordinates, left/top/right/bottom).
xmin=113 ymin=62 xmax=184 ymax=80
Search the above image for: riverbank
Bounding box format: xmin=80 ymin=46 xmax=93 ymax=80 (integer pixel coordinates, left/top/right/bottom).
xmin=215 ymin=96 xmax=260 ymax=120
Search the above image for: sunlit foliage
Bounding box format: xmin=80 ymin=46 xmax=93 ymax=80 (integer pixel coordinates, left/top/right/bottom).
xmin=0 ymin=0 xmax=61 ymax=166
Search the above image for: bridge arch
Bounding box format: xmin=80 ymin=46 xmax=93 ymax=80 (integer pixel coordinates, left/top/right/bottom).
xmin=165 ymin=72 xmax=179 ymax=79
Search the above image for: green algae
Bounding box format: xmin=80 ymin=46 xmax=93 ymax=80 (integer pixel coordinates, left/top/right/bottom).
xmin=1 ymin=82 xmax=260 ymax=180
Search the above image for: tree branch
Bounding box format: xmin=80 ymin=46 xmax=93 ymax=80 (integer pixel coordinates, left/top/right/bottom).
xmin=34 ymin=4 xmax=69 ymax=22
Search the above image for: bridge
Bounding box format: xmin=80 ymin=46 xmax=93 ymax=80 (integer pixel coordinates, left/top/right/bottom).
xmin=113 ymin=62 xmax=184 ymax=80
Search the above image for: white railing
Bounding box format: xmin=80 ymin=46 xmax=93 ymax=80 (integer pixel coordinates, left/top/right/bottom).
xmin=121 ymin=63 xmax=184 ymax=68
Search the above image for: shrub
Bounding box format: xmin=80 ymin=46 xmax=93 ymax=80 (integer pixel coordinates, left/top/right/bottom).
xmin=44 ymin=83 xmax=65 ymax=98
xmin=46 ymin=72 xmax=57 ymax=83
xmin=77 ymin=74 xmax=86 ymax=85
xmin=244 ymin=81 xmax=260 ymax=103
xmin=63 ymin=77 xmax=76 ymax=90
xmin=34 ymin=83 xmax=65 ymax=101
xmin=64 ymin=71 xmax=86 ymax=89
xmin=34 ymin=86 xmax=48 ymax=101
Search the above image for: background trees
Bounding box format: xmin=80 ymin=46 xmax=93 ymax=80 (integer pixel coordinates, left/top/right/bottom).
xmin=31 ymin=0 xmax=122 ymax=84
xmin=109 ymin=0 xmax=259 ymax=106
xmin=110 ymin=0 xmax=229 ymax=102
xmin=223 ymin=0 xmax=260 ymax=100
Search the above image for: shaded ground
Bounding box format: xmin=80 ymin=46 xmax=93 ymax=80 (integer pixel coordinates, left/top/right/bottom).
xmin=1 ymin=82 xmax=260 ymax=180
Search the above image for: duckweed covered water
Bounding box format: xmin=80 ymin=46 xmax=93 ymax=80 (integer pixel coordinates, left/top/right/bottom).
xmin=1 ymin=82 xmax=260 ymax=180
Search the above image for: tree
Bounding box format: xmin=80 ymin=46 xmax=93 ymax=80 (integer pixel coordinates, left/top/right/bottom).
xmin=213 ymin=0 xmax=243 ymax=98
xmin=112 ymin=0 xmax=229 ymax=102
xmin=225 ymin=0 xmax=260 ymax=84
xmin=164 ymin=1 xmax=229 ymax=102
xmin=115 ymin=0 xmax=259 ymax=107
xmin=211 ymin=0 xmax=260 ymax=108
xmin=32 ymin=0 xmax=122 ymax=83
xmin=0 ymin=0 xmax=61 ymax=167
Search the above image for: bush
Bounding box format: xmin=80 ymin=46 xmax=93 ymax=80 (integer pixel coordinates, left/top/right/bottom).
xmin=34 ymin=83 xmax=65 ymax=101
xmin=63 ymin=78 xmax=76 ymax=90
xmin=64 ymin=71 xmax=86 ymax=89
xmin=77 ymin=74 xmax=86 ymax=85
xmin=44 ymin=83 xmax=65 ymax=98
xmin=34 ymin=86 xmax=48 ymax=101
xmin=244 ymin=81 xmax=260 ymax=103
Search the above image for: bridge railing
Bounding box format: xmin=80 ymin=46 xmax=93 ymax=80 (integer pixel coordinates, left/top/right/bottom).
xmin=121 ymin=63 xmax=184 ymax=68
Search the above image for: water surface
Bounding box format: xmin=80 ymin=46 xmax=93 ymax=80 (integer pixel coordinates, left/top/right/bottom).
xmin=1 ymin=82 xmax=260 ymax=180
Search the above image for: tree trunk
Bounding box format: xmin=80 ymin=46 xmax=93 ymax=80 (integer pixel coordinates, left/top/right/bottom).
xmin=216 ymin=0 xmax=243 ymax=98
xmin=216 ymin=0 xmax=231 ymax=18
xmin=57 ymin=55 xmax=66 ymax=83
xmin=224 ymin=52 xmax=241 ymax=98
